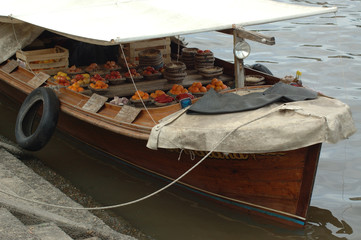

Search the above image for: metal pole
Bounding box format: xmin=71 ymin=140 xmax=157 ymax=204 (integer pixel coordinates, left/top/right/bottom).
xmin=233 ymin=31 xmax=245 ymax=88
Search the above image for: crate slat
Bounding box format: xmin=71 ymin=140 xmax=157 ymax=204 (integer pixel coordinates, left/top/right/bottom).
xmin=16 ymin=46 xmax=69 ymax=74
xmin=120 ymin=38 xmax=171 ymax=65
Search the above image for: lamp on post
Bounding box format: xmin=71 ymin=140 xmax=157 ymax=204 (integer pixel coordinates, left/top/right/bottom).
xmin=233 ymin=36 xmax=251 ymax=88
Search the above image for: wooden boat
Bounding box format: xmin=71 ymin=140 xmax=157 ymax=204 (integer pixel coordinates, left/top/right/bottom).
xmin=0 ymin=0 xmax=355 ymax=227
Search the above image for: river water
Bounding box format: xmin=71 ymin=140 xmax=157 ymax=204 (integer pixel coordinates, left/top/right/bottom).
xmin=1 ymin=0 xmax=360 ymax=239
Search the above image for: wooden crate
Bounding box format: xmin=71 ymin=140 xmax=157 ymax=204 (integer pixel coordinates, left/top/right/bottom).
xmin=16 ymin=45 xmax=69 ymax=75
xmin=120 ymin=37 xmax=171 ymax=65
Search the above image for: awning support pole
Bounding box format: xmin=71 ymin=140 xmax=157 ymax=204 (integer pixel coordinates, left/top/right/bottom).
xmin=233 ymin=31 xmax=245 ymax=89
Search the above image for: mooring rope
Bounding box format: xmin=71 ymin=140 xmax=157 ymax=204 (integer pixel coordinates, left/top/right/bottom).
xmin=0 ymin=106 xmax=280 ymax=210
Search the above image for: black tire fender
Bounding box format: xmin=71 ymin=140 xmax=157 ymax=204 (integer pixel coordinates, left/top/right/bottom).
xmin=15 ymin=87 xmax=59 ymax=151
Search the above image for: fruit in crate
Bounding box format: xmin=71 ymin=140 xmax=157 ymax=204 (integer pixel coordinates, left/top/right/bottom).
xmin=90 ymin=80 xmax=109 ymax=89
xmin=105 ymin=71 xmax=122 ymax=80
xmin=206 ymin=78 xmax=228 ymax=91
xmin=169 ymin=84 xmax=188 ymax=96
xmin=150 ymin=90 xmax=166 ymax=99
xmin=91 ymin=74 xmax=106 ymax=82
xmin=53 ymin=72 xmax=70 ymax=86
xmin=104 ymin=61 xmax=120 ymax=69
xmin=188 ymin=82 xmax=207 ymax=94
xmin=131 ymin=90 xmax=149 ymax=100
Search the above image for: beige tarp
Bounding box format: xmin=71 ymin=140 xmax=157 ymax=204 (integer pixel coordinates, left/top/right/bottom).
xmin=147 ymin=94 xmax=356 ymax=153
xmin=0 ymin=23 xmax=43 ymax=64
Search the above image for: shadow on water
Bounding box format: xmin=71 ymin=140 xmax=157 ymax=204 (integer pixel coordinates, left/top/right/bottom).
xmin=0 ymin=92 xmax=355 ymax=240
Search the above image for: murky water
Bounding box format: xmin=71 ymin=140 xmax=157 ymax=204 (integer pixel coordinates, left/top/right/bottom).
xmin=1 ymin=0 xmax=360 ymax=239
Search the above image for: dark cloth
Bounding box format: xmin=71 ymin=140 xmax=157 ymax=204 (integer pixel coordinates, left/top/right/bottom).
xmin=187 ymin=82 xmax=318 ymax=114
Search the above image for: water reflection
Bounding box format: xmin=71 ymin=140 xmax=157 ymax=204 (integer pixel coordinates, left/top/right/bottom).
xmin=306 ymin=206 xmax=353 ymax=239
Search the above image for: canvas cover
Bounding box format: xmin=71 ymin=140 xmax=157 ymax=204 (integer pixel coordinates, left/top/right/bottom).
xmin=0 ymin=0 xmax=337 ymax=45
xmin=147 ymin=91 xmax=356 ymax=153
xmin=0 ymin=23 xmax=43 ymax=63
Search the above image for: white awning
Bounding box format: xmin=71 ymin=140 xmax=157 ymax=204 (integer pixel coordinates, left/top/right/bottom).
xmin=0 ymin=0 xmax=337 ymax=45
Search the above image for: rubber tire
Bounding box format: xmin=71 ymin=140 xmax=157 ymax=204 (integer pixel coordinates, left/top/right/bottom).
xmin=15 ymin=87 xmax=59 ymax=151
xmin=251 ymin=64 xmax=273 ymax=76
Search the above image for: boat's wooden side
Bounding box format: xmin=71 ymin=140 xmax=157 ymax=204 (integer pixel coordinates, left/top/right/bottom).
xmin=57 ymin=107 xmax=322 ymax=227
xmin=0 ymin=62 xmax=320 ymax=227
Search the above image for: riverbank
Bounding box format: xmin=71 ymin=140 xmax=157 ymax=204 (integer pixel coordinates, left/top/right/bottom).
xmin=0 ymin=135 xmax=152 ymax=240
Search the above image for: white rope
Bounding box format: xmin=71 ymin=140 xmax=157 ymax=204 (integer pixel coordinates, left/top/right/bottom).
xmin=0 ymin=105 xmax=281 ymax=211
xmin=119 ymin=44 xmax=157 ymax=124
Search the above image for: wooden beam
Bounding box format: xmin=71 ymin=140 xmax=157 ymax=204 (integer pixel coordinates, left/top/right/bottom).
xmin=218 ymin=27 xmax=275 ymax=45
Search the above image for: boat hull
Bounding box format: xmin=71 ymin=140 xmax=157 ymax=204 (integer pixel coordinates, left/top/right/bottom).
xmin=0 ymin=70 xmax=321 ymax=228
xmin=57 ymin=103 xmax=321 ymax=227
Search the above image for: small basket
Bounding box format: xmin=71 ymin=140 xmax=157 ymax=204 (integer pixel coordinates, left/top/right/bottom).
xmin=143 ymin=72 xmax=162 ymax=80
xmin=126 ymin=75 xmax=144 ymax=82
xmin=154 ymin=100 xmax=176 ymax=107
xmin=245 ymin=75 xmax=266 ymax=86
xmin=130 ymin=98 xmax=152 ymax=107
xmin=107 ymin=77 xmax=126 ymax=85
xmin=89 ymin=86 xmax=109 ymax=95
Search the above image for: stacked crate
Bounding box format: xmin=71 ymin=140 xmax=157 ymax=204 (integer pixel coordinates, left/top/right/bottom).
xmin=16 ymin=46 xmax=69 ymax=75
xmin=120 ymin=37 xmax=171 ymax=66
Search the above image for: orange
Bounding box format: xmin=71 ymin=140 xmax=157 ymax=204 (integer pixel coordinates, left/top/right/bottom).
xmin=172 ymin=84 xmax=179 ymax=91
xmin=200 ymin=86 xmax=207 ymax=92
xmin=211 ymin=78 xmax=218 ymax=85
xmin=196 ymin=82 xmax=202 ymax=89
xmin=206 ymin=84 xmax=215 ymax=89
xmin=221 ymin=84 xmax=227 ymax=89
xmin=215 ymin=86 xmax=222 ymax=91
xmin=215 ymin=80 xmax=223 ymax=86
xmin=176 ymin=85 xmax=184 ymax=91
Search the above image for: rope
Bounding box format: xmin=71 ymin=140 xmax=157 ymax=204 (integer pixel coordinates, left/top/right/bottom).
xmin=119 ymin=44 xmax=157 ymax=124
xmin=0 ymin=105 xmax=280 ymax=211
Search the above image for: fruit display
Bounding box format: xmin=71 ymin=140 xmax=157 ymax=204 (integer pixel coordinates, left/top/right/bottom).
xmin=142 ymin=66 xmax=162 ymax=79
xmin=53 ymin=72 xmax=70 ymax=86
xmin=131 ymin=90 xmax=150 ymax=100
xmin=104 ymin=61 xmax=120 ymax=70
xmin=105 ymin=71 xmax=122 ymax=80
xmin=154 ymin=94 xmax=175 ymax=104
xmin=206 ymin=78 xmax=228 ymax=91
xmin=90 ymin=73 xmax=106 ymax=83
xmin=67 ymin=82 xmax=85 ymax=92
xmin=150 ymin=90 xmax=166 ymax=99
xmin=85 ymin=63 xmax=99 ymax=72
xmin=71 ymin=73 xmax=90 ymax=85
xmin=188 ymin=82 xmax=207 ymax=94
xmin=67 ymin=65 xmax=83 ymax=73
xmin=168 ymin=84 xmax=188 ymax=96
xmin=125 ymin=68 xmax=143 ymax=82
xmin=125 ymin=68 xmax=141 ymax=78
xmin=90 ymin=80 xmax=109 ymax=90
xmin=176 ymin=92 xmax=194 ymax=101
